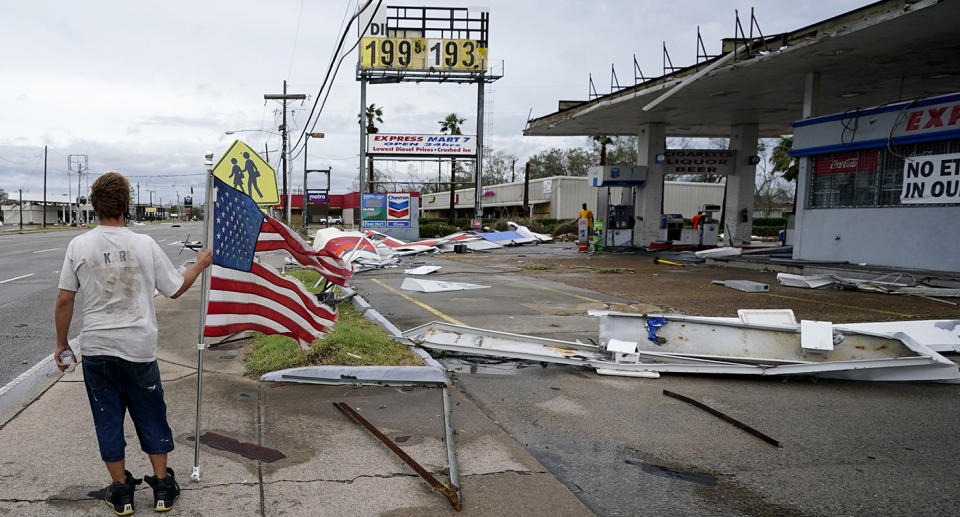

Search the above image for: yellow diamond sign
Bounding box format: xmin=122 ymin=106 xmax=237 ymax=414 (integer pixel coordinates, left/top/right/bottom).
xmin=212 ymin=140 xmax=279 ymax=206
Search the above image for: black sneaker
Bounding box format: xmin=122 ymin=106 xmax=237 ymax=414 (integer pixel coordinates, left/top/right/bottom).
xmin=143 ymin=467 xmax=180 ymax=512
xmin=104 ymin=470 xmax=142 ymax=516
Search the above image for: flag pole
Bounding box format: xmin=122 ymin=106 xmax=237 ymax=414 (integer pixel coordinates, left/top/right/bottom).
xmin=192 ymin=152 xmax=216 ymax=482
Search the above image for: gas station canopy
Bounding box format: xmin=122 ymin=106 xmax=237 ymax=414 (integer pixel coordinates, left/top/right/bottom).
xmin=524 ymin=0 xmax=960 ymax=138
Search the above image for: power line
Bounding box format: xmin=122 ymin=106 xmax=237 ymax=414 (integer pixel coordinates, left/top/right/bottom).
xmin=289 ymin=0 xmax=379 ymax=155
xmin=286 ymin=0 xmax=307 ymax=80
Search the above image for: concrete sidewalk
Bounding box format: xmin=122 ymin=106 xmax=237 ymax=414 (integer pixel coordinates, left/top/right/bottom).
xmin=0 ymin=286 xmax=591 ymax=516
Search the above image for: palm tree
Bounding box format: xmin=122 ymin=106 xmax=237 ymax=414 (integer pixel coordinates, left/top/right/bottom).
xmin=360 ymin=104 xmax=383 ymax=134
xmin=359 ymin=104 xmax=384 ymax=192
xmin=592 ymin=135 xmax=613 ymax=165
xmin=771 ymin=136 xmax=799 ymax=213
xmin=439 ymin=113 xmax=466 ymax=224
xmin=439 ymin=113 xmax=465 ymax=135
xmin=771 ymin=136 xmax=798 ymax=182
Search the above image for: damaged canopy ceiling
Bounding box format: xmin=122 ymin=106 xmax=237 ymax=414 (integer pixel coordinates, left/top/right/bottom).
xmin=524 ymin=0 xmax=960 ymax=138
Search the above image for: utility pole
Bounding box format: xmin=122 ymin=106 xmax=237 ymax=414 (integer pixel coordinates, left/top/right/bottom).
xmin=264 ymin=80 xmax=306 ymax=226
xmin=19 ymin=189 xmax=23 ymax=232
xmin=511 ymin=158 xmax=517 ymax=183
xmin=43 ymin=145 xmax=47 ymax=228
xmin=67 ymin=154 xmax=88 ymax=224
xmin=523 ymin=161 xmax=530 ymax=215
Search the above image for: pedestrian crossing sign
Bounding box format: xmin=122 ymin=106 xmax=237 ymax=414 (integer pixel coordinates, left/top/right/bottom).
xmin=211 ymin=140 xmax=279 ymax=206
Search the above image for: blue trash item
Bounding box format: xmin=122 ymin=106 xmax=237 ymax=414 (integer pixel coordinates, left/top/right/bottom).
xmin=646 ymin=317 xmax=667 ymax=345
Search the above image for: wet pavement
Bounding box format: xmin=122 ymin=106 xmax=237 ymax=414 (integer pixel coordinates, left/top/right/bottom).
xmin=350 ymin=242 xmax=960 ymax=516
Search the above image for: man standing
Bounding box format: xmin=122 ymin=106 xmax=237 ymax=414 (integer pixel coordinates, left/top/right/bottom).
xmin=54 ymin=172 xmax=212 ymax=515
xmin=578 ymin=202 xmax=594 ymax=230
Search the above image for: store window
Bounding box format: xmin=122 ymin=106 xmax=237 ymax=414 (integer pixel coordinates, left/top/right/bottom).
xmin=808 ymin=139 xmax=960 ymax=208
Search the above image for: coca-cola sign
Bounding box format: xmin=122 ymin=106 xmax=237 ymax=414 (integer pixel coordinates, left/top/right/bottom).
xmin=814 ymin=150 xmax=878 ymax=175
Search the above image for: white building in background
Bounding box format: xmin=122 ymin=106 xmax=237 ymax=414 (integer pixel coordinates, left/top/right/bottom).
xmin=419 ymin=175 xmax=725 ymax=221
xmin=1 ymin=192 xmax=94 ymax=225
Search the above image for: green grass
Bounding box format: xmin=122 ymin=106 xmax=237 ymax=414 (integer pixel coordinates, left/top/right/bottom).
xmin=522 ymin=264 xmax=554 ymax=271
xmin=243 ymin=268 xmax=422 ymax=376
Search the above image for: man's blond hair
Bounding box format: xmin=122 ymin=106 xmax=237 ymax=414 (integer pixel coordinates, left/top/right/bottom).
xmin=90 ymin=172 xmax=130 ymax=219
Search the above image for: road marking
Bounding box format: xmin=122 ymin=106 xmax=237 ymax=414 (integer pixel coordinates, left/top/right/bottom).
xmin=0 ymin=273 xmax=35 ymax=284
xmin=761 ymin=293 xmax=914 ymax=318
xmin=514 ymin=279 xmax=602 ymax=303
xmin=32 ymin=248 xmax=60 ymax=254
xmin=370 ymin=278 xmax=467 ymax=326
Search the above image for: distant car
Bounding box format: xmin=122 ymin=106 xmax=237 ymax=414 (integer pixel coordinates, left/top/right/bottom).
xmin=324 ymin=216 xmax=343 ymax=225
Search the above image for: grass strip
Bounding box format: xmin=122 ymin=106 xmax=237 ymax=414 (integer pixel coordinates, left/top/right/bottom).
xmin=244 ymin=267 xmax=421 ymax=376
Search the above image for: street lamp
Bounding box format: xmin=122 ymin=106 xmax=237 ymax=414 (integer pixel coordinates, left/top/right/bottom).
xmin=303 ymin=132 xmax=325 ymax=232
xmin=224 ymin=129 xmax=280 ymax=136
xmin=224 ymin=129 xmax=281 ymax=164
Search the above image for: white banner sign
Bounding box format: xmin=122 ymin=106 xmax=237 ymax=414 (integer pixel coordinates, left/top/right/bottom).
xmin=367 ymin=133 xmax=477 ymax=156
xmin=901 ymin=152 xmax=960 ymax=205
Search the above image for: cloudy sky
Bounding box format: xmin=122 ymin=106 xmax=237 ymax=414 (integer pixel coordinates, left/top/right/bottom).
xmin=0 ymin=0 xmax=872 ymax=205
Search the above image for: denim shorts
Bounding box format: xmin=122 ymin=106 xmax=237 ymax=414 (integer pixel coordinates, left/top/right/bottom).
xmin=81 ymin=355 xmax=174 ymax=462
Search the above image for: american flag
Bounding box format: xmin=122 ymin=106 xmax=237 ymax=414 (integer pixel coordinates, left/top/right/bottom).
xmin=204 ymin=178 xmax=353 ymax=350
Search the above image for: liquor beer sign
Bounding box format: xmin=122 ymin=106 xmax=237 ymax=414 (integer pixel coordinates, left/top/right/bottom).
xmin=901 ymin=152 xmax=960 ymax=205
xmin=367 ymin=133 xmax=476 ymax=156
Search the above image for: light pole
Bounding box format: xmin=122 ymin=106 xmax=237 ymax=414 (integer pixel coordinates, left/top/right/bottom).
xmin=303 ymin=132 xmax=325 ymax=232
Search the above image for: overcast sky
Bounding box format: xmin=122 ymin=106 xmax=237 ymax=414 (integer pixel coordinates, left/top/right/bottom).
xmin=0 ymin=0 xmax=872 ymax=204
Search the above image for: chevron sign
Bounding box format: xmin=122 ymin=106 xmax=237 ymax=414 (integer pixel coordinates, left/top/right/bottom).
xmin=387 ymin=193 xmax=410 ymax=220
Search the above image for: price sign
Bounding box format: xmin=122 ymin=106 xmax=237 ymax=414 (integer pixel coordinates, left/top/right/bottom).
xmin=360 ymin=37 xmax=427 ymax=70
xmin=426 ymin=39 xmax=486 ymax=71
xmin=359 ymin=37 xmax=486 ymax=72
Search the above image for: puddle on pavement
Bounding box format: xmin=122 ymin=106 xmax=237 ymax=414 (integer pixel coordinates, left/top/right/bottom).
xmin=626 ymin=459 xmax=718 ymax=486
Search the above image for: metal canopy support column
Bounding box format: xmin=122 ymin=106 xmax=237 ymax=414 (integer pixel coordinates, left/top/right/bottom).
xmin=725 ymin=123 xmax=759 ymax=247
xmin=359 ymin=78 xmax=368 ymax=198
xmin=633 ymin=123 xmax=666 ymax=246
xmin=473 ymin=77 xmax=485 ymax=226
xmin=794 ymin=72 xmax=820 ymax=258
xmin=803 ymin=71 xmax=820 ymax=119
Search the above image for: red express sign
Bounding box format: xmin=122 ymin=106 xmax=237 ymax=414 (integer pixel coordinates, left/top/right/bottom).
xmin=367 ymin=133 xmax=476 ymax=155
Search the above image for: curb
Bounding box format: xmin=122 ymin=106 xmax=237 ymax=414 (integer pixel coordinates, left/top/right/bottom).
xmin=348 ymin=287 xmax=446 ymax=370
xmin=0 ymin=353 xmax=61 ymax=429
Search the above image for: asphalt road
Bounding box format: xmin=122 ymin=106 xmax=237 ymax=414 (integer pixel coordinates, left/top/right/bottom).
xmin=0 ymin=222 xmax=204 ymax=388
xmin=352 ymin=247 xmax=960 ymax=516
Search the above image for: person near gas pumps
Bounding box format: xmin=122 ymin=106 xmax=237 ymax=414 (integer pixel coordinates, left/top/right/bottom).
xmin=578 ymin=203 xmax=594 ymax=231
xmin=54 ymin=172 xmax=213 ymax=515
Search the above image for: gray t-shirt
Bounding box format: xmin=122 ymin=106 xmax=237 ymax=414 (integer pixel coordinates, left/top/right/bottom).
xmin=58 ymin=226 xmax=184 ymax=362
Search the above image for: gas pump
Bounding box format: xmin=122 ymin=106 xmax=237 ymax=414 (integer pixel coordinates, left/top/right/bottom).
xmin=689 ymin=204 xmax=720 ymax=247
xmin=588 ymin=165 xmax=646 ymax=250
xmin=657 ymin=204 xmax=720 ymax=248
xmin=606 ymin=204 xmax=635 ymax=247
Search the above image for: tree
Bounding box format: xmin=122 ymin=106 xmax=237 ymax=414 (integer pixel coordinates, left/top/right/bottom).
xmin=439 ymin=113 xmax=466 ymax=224
xmin=591 ymin=136 xmax=613 ymax=165
xmin=439 ymin=113 xmax=465 ymax=136
xmin=604 ymin=136 xmax=638 ymax=165
xmin=754 ymin=139 xmax=796 ymax=216
xmin=360 ymin=104 xmax=383 ymax=134
xmin=771 ymin=136 xmax=798 ymax=182
xmin=481 ymin=147 xmax=518 ymax=186
xmin=528 ymin=147 xmax=598 ymax=179
xmin=359 ymin=104 xmax=384 ymax=192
